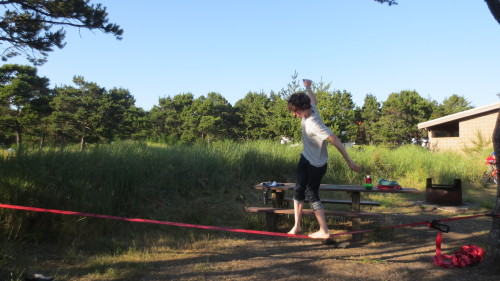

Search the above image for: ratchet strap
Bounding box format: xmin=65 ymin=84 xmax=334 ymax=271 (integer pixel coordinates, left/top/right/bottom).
xmin=430 ymin=221 xmax=485 ymax=268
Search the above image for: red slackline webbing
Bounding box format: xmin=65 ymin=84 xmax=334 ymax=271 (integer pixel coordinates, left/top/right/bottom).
xmin=0 ymin=203 xmax=498 ymax=240
xmin=0 ymin=203 xmax=312 ymax=238
xmin=432 ymin=231 xmax=485 ymax=268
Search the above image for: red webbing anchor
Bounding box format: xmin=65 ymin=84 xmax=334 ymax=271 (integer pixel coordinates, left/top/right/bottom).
xmin=428 ymin=219 xmax=485 ymax=268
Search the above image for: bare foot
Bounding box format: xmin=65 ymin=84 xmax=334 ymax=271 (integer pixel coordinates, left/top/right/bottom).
xmin=288 ymin=225 xmax=302 ymax=235
xmin=308 ymin=230 xmax=331 ymax=239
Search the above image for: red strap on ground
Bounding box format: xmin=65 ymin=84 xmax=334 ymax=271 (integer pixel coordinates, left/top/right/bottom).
xmin=432 ymin=231 xmax=485 ymax=268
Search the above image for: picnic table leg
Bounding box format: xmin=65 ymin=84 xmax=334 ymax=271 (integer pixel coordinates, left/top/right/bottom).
xmin=265 ymin=213 xmax=276 ymax=232
xmin=266 ymin=190 xmax=283 ymax=231
xmin=351 ymin=192 xmax=362 ymax=241
xmin=272 ymin=190 xmax=285 ymax=208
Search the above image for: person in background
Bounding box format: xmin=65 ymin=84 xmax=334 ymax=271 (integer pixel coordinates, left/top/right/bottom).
xmin=286 ymin=79 xmax=362 ymax=239
xmin=486 ymin=152 xmax=496 ymax=173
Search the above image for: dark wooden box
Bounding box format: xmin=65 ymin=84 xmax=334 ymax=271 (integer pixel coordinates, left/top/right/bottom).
xmin=425 ymin=178 xmax=462 ymax=206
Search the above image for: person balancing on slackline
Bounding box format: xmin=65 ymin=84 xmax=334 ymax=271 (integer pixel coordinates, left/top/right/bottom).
xmin=286 ymin=78 xmax=362 ymax=239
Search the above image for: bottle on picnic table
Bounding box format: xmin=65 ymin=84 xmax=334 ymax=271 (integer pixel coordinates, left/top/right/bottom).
xmin=364 ymin=175 xmax=374 ymax=190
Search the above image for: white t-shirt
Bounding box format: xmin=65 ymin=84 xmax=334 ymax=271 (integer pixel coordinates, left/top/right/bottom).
xmin=301 ymin=104 xmax=333 ymax=167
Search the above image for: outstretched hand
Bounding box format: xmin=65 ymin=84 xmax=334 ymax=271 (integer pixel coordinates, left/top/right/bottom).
xmin=348 ymin=161 xmax=362 ymax=172
xmin=303 ymin=79 xmax=312 ymax=88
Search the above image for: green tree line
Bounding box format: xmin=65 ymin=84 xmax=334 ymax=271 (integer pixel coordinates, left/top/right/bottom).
xmin=0 ymin=64 xmax=474 ymax=150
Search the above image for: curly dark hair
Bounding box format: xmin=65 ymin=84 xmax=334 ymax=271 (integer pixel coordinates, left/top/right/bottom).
xmin=287 ymin=92 xmax=311 ymax=112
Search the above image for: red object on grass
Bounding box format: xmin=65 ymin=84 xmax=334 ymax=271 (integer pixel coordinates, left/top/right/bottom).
xmin=432 ymin=231 xmax=485 ymax=268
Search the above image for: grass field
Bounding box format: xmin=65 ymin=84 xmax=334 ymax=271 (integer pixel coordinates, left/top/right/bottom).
xmin=0 ymin=141 xmax=497 ymax=280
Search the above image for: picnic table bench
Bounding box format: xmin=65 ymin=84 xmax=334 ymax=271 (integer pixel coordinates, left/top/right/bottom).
xmin=281 ymin=197 xmax=381 ymax=207
xmin=247 ymin=182 xmax=423 ymax=240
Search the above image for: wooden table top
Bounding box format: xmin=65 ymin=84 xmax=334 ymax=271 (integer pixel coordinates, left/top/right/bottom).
xmin=253 ymin=182 xmax=423 ymax=194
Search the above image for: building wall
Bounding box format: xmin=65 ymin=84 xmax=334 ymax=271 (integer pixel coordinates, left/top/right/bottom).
xmin=429 ymin=111 xmax=498 ymax=152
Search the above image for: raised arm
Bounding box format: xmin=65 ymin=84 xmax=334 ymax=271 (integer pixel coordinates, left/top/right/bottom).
xmin=303 ymin=79 xmax=317 ymax=105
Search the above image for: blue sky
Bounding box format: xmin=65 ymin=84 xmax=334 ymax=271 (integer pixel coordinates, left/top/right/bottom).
xmin=13 ymin=0 xmax=500 ymax=110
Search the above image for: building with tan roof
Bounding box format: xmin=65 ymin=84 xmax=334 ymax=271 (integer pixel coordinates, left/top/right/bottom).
xmin=417 ymin=102 xmax=500 ymax=151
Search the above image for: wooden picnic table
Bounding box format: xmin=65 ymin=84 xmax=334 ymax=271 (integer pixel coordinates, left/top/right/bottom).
xmin=250 ymin=182 xmax=423 ymax=240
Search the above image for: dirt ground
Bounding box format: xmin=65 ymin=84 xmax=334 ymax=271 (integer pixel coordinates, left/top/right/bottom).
xmin=138 ymin=203 xmax=500 ymax=281
xmin=5 ymin=198 xmax=500 ymax=281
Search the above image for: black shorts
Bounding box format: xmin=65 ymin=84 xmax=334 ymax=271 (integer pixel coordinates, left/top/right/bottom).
xmin=293 ymin=154 xmax=327 ymax=205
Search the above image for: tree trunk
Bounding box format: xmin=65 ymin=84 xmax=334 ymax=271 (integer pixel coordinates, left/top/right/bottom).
xmin=482 ymin=109 xmax=500 ymax=273
xmin=39 ymin=136 xmax=44 ymax=150
xmin=80 ymin=135 xmax=86 ymax=152
xmin=15 ymin=129 xmax=21 ymax=148
xmin=485 ymin=0 xmax=500 ymax=26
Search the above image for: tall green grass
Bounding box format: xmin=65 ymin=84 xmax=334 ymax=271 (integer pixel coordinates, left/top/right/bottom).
xmin=337 ymin=145 xmax=486 ymax=187
xmin=0 ymin=141 xmax=493 ymax=244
